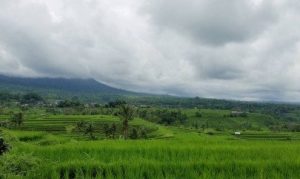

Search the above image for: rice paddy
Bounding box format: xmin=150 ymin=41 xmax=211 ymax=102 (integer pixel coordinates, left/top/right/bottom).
xmin=1 ymin=109 xmax=300 ymax=178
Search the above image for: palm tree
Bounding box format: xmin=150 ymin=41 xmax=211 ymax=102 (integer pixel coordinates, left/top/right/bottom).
xmin=118 ymin=105 xmax=134 ymax=139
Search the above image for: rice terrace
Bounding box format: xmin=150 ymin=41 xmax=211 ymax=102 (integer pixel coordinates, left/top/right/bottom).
xmin=1 ymin=91 xmax=300 ymax=178
xmin=2 ymin=0 xmax=300 ymax=178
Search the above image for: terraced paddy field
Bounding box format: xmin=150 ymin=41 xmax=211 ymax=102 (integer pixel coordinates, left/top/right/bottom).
xmin=235 ymin=132 xmax=300 ymax=140
xmin=1 ymin=111 xmax=300 ymax=178
xmin=0 ymin=113 xmax=170 ymax=139
xmin=2 ymin=128 xmax=300 ymax=179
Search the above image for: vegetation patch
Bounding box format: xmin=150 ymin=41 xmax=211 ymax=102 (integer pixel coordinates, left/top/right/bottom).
xmin=0 ymin=153 xmax=41 ymax=177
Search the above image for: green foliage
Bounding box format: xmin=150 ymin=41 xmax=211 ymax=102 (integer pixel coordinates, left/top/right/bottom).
xmin=57 ymin=100 xmax=83 ymax=108
xmin=21 ymin=93 xmax=44 ymax=104
xmin=84 ymin=123 xmax=96 ymax=140
xmin=105 ymin=100 xmax=127 ymax=108
xmin=146 ymin=109 xmax=188 ymax=125
xmin=0 ymin=153 xmax=41 ymax=177
xmin=76 ymin=120 xmax=88 ymax=132
xmin=129 ymin=128 xmax=138 ymax=139
xmin=118 ymin=104 xmax=135 ymax=139
xmin=3 ymin=129 xmax=300 ymax=179
xmin=0 ymin=120 xmax=10 ymax=128
xmin=140 ymin=127 xmax=148 ymax=139
xmin=10 ymin=112 xmax=24 ymax=127
xmin=0 ymin=138 xmax=9 ymax=155
xmin=1 ymin=102 xmax=300 ymax=178
xmin=195 ymin=111 xmax=202 ymax=117
xmin=0 ymin=92 xmax=20 ymax=102
xmin=103 ymin=123 xmax=117 ymax=139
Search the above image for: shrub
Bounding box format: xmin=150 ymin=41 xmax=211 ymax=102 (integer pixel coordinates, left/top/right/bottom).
xmin=140 ymin=128 xmax=148 ymax=139
xmin=205 ymin=130 xmax=215 ymax=135
xmin=0 ymin=138 xmax=9 ymax=155
xmin=85 ymin=123 xmax=96 ymax=140
xmin=10 ymin=112 xmax=24 ymax=127
xmin=76 ymin=121 xmax=87 ymax=131
xmin=157 ymin=110 xmax=188 ymax=125
xmin=0 ymin=121 xmax=10 ymax=128
xmin=129 ymin=128 xmax=138 ymax=139
xmin=195 ymin=111 xmax=202 ymax=117
xmin=0 ymin=153 xmax=40 ymax=176
xmin=103 ymin=123 xmax=117 ymax=139
xmin=21 ymin=93 xmax=44 ymax=105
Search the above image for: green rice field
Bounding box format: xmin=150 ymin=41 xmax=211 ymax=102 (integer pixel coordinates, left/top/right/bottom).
xmin=1 ymin=109 xmax=300 ymax=178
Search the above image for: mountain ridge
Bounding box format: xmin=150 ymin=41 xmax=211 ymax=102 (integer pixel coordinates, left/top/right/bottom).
xmin=0 ymin=74 xmax=131 ymax=94
xmin=0 ymin=74 xmax=144 ymax=102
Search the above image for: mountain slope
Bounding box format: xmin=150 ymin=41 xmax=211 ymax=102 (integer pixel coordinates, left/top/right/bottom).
xmin=0 ymin=75 xmax=138 ymax=101
xmin=0 ymin=75 xmax=129 ymax=93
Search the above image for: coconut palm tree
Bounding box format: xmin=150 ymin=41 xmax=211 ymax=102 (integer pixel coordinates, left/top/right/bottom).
xmin=118 ymin=105 xmax=134 ymax=139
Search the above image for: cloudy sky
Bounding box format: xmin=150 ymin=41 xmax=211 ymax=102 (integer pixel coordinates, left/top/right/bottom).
xmin=0 ymin=0 xmax=300 ymax=101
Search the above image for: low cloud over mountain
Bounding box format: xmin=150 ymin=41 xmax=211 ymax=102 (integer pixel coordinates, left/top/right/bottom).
xmin=1 ymin=0 xmax=300 ymax=101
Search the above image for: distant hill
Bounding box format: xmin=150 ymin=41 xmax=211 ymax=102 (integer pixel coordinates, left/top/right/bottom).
xmin=1 ymin=75 xmax=298 ymax=110
xmin=0 ymin=75 xmax=139 ymax=102
xmin=0 ymin=75 xmax=130 ymax=93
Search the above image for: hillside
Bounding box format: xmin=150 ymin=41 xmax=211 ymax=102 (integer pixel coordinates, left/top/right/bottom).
xmin=0 ymin=75 xmax=130 ymax=93
xmin=0 ymin=75 xmax=139 ymax=102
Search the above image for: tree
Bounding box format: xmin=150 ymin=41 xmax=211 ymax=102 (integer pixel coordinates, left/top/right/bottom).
xmin=110 ymin=123 xmax=117 ymax=139
xmin=76 ymin=120 xmax=87 ymax=131
xmin=129 ymin=128 xmax=138 ymax=139
xmin=21 ymin=93 xmax=44 ymax=104
xmin=157 ymin=110 xmax=187 ymax=125
xmin=103 ymin=124 xmax=110 ymax=138
xmin=195 ymin=111 xmax=202 ymax=118
xmin=11 ymin=112 xmax=24 ymax=127
xmin=178 ymin=111 xmax=188 ymax=124
xmin=103 ymin=123 xmax=117 ymax=139
xmin=140 ymin=128 xmax=148 ymax=139
xmin=0 ymin=138 xmax=9 ymax=155
xmin=193 ymin=122 xmax=199 ymax=129
xmin=0 ymin=120 xmax=10 ymax=128
xmin=85 ymin=123 xmax=95 ymax=139
xmin=118 ymin=105 xmax=134 ymax=139
xmin=105 ymin=100 xmax=127 ymax=108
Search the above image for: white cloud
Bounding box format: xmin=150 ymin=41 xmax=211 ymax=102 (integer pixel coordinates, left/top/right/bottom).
xmin=0 ymin=0 xmax=300 ymax=101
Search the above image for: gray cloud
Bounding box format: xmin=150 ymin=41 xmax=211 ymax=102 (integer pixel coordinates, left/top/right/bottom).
xmin=145 ymin=0 xmax=278 ymax=45
xmin=0 ymin=0 xmax=300 ymax=101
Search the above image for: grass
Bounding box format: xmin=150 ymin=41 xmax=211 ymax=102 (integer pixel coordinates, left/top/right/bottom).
xmin=1 ymin=108 xmax=300 ymax=178
xmin=233 ymin=131 xmax=300 ymax=140
xmin=183 ymin=108 xmax=277 ymax=131
xmin=2 ymin=127 xmax=300 ymax=178
xmin=4 ymin=112 xmax=167 ymax=139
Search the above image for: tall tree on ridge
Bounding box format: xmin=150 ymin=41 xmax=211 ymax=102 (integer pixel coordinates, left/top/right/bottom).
xmin=118 ymin=104 xmax=134 ymax=139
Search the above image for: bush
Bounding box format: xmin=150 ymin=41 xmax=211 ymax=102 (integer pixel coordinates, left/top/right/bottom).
xmin=103 ymin=123 xmax=117 ymax=139
xmin=195 ymin=111 xmax=202 ymax=117
xmin=76 ymin=121 xmax=88 ymax=132
xmin=205 ymin=130 xmax=215 ymax=135
xmin=0 ymin=138 xmax=9 ymax=155
xmin=0 ymin=121 xmax=10 ymax=128
xmin=140 ymin=128 xmax=148 ymax=139
xmin=85 ymin=123 xmax=96 ymax=140
xmin=10 ymin=112 xmax=24 ymax=127
xmin=157 ymin=110 xmax=188 ymax=125
xmin=21 ymin=93 xmax=44 ymax=105
xmin=0 ymin=153 xmax=41 ymax=176
xmin=129 ymin=128 xmax=138 ymax=139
